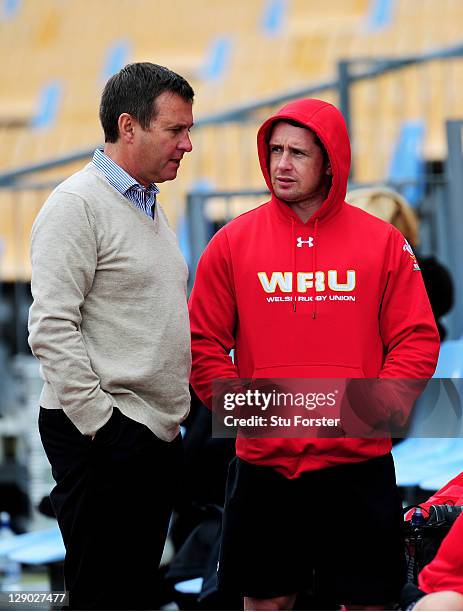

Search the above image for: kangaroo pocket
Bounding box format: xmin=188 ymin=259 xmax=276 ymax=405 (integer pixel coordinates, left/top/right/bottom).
xmin=250 ymin=362 xmax=363 ymax=413
xmin=236 ymin=362 xmax=388 ymax=478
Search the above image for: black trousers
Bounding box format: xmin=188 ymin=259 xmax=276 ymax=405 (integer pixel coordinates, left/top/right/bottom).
xmin=39 ymin=406 xmax=183 ymax=611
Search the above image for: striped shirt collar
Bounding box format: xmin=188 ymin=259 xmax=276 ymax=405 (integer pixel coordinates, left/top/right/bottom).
xmin=92 ymin=148 xmax=159 ymax=199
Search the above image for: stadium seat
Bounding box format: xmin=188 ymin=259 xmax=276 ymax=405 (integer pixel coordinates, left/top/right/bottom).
xmin=101 ymin=39 xmax=132 ymax=82
xmin=174 ymin=577 xmax=204 ymax=594
xmin=1 ymin=0 xmax=21 ymax=20
xmin=392 ymin=339 xmax=463 ymax=487
xmin=365 ymin=0 xmax=394 ymax=31
xmin=435 ymin=340 xmax=463 ymax=378
xmin=388 ymin=119 xmax=426 ymax=207
xmin=0 ymin=525 xmax=64 ymax=564
xmin=30 ymin=81 xmax=63 ymax=130
xmin=261 ymin=0 xmax=287 ymax=36
xmin=200 ymin=35 xmax=233 ymax=81
xmin=8 ymin=529 xmax=65 ymax=565
xmin=420 ymin=460 xmax=463 ymax=492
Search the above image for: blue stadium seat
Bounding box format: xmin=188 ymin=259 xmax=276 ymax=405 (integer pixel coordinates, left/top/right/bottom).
xmin=393 ymin=437 xmax=457 ymax=487
xmin=1 ymin=0 xmax=20 ymax=20
xmin=0 ymin=526 xmax=64 ymax=564
xmin=261 ymin=0 xmax=287 ymax=36
xmin=200 ymin=36 xmax=232 ymax=81
xmin=174 ymin=577 xmax=204 ymax=594
xmin=388 ymin=119 xmax=425 ymax=208
xmin=420 ymin=461 xmax=463 ymax=492
xmin=393 ymin=340 xmax=463 ymax=486
xmin=31 ymin=81 xmax=63 ymax=130
xmin=9 ymin=530 xmax=65 ymax=565
xmin=365 ymin=0 xmax=393 ymax=31
xmin=435 ymin=340 xmax=463 ymax=378
xmin=393 ymin=437 xmax=453 ymax=469
xmin=102 ymin=39 xmax=132 ymax=81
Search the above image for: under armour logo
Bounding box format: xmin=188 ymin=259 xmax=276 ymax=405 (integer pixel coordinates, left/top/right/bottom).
xmin=296 ymin=237 xmax=314 ymax=248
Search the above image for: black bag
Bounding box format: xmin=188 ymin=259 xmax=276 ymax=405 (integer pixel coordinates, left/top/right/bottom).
xmin=404 ymin=504 xmax=463 ymax=584
xmin=401 ymin=505 xmax=463 ymax=609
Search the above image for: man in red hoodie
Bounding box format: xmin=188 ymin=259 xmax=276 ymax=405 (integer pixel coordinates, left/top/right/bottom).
xmin=189 ymin=99 xmax=440 ymax=610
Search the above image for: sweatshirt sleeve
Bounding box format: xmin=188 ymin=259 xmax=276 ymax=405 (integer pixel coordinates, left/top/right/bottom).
xmin=379 ymin=227 xmax=440 ymax=380
xmin=367 ymin=228 xmax=440 ymax=429
xmin=419 ymin=513 xmax=463 ymax=595
xmin=28 ymin=191 xmax=112 ymax=435
xmin=189 ymin=229 xmax=239 ymax=409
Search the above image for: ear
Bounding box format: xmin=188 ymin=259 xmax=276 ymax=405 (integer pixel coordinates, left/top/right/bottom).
xmin=326 ymin=163 xmax=332 ymax=176
xmin=118 ymin=113 xmax=135 ymax=143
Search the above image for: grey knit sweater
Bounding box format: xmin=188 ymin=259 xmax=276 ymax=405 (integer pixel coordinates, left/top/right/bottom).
xmin=28 ymin=163 xmax=191 ymax=440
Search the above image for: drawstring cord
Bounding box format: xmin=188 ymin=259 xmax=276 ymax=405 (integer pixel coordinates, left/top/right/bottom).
xmin=292 ymin=217 xmax=319 ymax=318
xmin=312 ymin=218 xmax=319 ymax=319
xmin=291 ymin=218 xmax=296 ymax=312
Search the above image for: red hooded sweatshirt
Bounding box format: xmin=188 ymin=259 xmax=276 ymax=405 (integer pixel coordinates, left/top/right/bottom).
xmin=189 ymin=98 xmax=439 ymax=478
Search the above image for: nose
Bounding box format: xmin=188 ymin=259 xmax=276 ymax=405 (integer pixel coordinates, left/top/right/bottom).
xmin=179 ymin=131 xmax=193 ymax=153
xmin=277 ymin=150 xmax=292 ymax=171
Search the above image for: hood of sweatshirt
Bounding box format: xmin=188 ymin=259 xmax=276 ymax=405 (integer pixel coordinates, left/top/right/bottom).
xmin=257 ymin=98 xmax=351 ymax=225
xmin=256 ymin=99 xmax=352 ymax=317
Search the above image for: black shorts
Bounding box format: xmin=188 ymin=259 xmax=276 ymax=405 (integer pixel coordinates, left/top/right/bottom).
xmin=218 ymin=453 xmax=405 ymax=606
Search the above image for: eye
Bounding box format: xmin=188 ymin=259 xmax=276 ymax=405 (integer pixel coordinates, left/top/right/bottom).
xmin=270 ymin=145 xmax=282 ymax=153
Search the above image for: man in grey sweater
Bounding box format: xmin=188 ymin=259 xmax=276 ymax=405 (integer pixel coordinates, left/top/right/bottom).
xmin=28 ymin=63 xmax=194 ymax=610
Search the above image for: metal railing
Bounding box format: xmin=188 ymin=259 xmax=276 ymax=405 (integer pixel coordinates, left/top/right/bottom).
xmin=1 ymin=42 xmax=463 ymax=188
xmin=0 ymin=42 xmax=462 ymax=341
